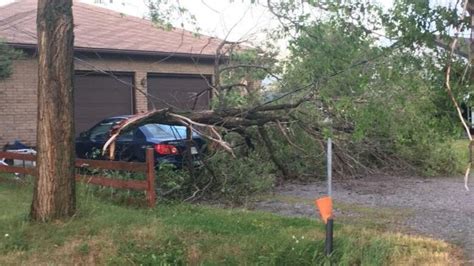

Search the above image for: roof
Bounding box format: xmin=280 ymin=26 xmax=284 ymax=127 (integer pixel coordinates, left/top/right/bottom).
xmin=0 ymin=0 xmax=222 ymax=58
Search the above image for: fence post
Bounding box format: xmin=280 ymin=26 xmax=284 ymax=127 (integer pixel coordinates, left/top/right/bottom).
xmin=146 ymin=148 xmax=156 ymax=207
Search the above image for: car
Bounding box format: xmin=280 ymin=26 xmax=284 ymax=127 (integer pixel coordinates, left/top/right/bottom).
xmin=75 ymin=116 xmax=206 ymax=168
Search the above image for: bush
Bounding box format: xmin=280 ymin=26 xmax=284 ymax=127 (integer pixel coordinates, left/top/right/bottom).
xmin=0 ymin=41 xmax=22 ymax=80
xmin=155 ymin=150 xmax=275 ymax=203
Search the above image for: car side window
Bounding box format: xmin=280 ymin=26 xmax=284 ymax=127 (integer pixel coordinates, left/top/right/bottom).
xmin=135 ymin=129 xmax=146 ymax=141
xmin=117 ymin=130 xmax=134 ymax=141
xmin=88 ymin=119 xmax=124 ymax=141
xmin=89 ymin=122 xmax=114 ymax=141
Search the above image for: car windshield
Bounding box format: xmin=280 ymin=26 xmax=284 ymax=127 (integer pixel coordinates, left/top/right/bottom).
xmin=141 ymin=124 xmax=189 ymax=139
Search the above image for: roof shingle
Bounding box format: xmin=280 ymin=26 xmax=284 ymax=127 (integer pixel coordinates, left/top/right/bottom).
xmin=0 ymin=0 xmax=222 ymax=57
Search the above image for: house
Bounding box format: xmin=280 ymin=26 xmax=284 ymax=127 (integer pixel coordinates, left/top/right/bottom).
xmin=0 ymin=0 xmax=222 ymax=146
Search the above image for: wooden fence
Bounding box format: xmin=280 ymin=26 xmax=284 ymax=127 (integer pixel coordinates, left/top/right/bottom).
xmin=0 ymin=148 xmax=156 ymax=207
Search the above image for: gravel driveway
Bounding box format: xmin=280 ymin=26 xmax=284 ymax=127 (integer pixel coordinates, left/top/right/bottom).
xmin=253 ymin=175 xmax=474 ymax=264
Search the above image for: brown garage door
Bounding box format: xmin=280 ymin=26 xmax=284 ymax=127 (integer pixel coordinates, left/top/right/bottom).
xmin=74 ymin=72 xmax=133 ymax=135
xmin=147 ymin=74 xmax=211 ymax=111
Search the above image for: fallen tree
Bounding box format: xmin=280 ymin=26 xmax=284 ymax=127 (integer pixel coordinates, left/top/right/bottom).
xmin=102 ymin=97 xmax=311 ymax=181
xmin=91 ymin=0 xmax=471 ymax=203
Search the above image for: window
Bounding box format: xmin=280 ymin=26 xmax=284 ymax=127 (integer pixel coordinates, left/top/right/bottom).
xmin=135 ymin=129 xmax=146 ymax=141
xmin=141 ymin=124 xmax=188 ymax=139
xmin=117 ymin=130 xmax=134 ymax=141
xmin=88 ymin=118 xmax=124 ymax=141
xmin=141 ymin=124 xmax=174 ymax=138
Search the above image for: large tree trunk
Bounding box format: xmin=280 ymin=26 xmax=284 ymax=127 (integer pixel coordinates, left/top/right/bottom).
xmin=31 ymin=0 xmax=75 ymax=221
xmin=470 ymin=0 xmax=473 ymax=82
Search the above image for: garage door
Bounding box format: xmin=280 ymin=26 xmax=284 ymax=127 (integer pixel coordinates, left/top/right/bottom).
xmin=147 ymin=74 xmax=211 ymax=111
xmin=74 ymin=72 xmax=133 ymax=135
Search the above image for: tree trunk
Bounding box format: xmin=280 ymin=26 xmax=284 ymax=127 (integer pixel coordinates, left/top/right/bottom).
xmin=31 ymin=0 xmax=75 ymax=221
xmin=470 ymin=0 xmax=473 ymax=82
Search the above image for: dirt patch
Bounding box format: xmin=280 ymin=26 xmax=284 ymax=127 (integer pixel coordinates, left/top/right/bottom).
xmin=252 ymin=175 xmax=474 ymax=264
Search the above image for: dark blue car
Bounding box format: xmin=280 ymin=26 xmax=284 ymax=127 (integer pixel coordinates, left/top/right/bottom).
xmin=75 ymin=116 xmax=205 ymax=167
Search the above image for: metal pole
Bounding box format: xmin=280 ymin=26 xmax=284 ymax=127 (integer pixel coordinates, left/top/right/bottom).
xmin=326 ymin=138 xmax=334 ymax=257
xmin=325 ymin=218 xmax=334 ymax=256
xmin=327 ymin=138 xmax=332 ymax=197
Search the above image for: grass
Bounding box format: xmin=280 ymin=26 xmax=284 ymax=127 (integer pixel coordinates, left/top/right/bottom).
xmin=452 ymin=139 xmax=470 ymax=174
xmin=333 ymin=202 xmax=413 ymax=231
xmin=0 ymin=175 xmax=461 ymax=265
xmin=252 ymin=194 xmax=413 ymax=231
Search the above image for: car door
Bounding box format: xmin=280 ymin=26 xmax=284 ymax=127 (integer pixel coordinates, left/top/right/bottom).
xmin=128 ymin=128 xmax=151 ymax=162
xmin=115 ymin=129 xmax=137 ymax=161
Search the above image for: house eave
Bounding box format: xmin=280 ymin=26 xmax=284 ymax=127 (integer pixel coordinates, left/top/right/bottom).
xmin=7 ymin=42 xmax=220 ymax=60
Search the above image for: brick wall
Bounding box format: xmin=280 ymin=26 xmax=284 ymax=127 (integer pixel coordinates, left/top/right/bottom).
xmin=0 ymin=58 xmax=38 ymax=147
xmin=0 ymin=54 xmax=214 ymax=147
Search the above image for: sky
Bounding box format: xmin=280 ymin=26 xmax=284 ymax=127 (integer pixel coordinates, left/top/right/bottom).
xmin=79 ymin=0 xmax=279 ymax=44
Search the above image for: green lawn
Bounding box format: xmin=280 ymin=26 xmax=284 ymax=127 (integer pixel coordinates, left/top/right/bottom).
xmin=452 ymin=139 xmax=471 ymax=174
xmin=0 ymin=176 xmax=461 ymax=265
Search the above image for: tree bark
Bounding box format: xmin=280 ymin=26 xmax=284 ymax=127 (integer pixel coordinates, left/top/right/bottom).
xmin=31 ymin=0 xmax=75 ymax=221
xmin=470 ymin=0 xmax=473 ymax=82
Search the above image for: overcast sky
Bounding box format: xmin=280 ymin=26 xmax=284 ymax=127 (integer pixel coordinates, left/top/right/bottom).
xmin=80 ymin=0 xmax=279 ymax=44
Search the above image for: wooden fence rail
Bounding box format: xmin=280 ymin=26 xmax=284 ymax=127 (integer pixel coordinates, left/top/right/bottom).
xmin=0 ymin=148 xmax=156 ymax=207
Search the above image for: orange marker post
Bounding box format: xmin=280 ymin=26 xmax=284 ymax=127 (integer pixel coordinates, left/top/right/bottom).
xmin=315 ymin=196 xmax=333 ymax=224
xmin=315 ymin=196 xmax=334 ymax=256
